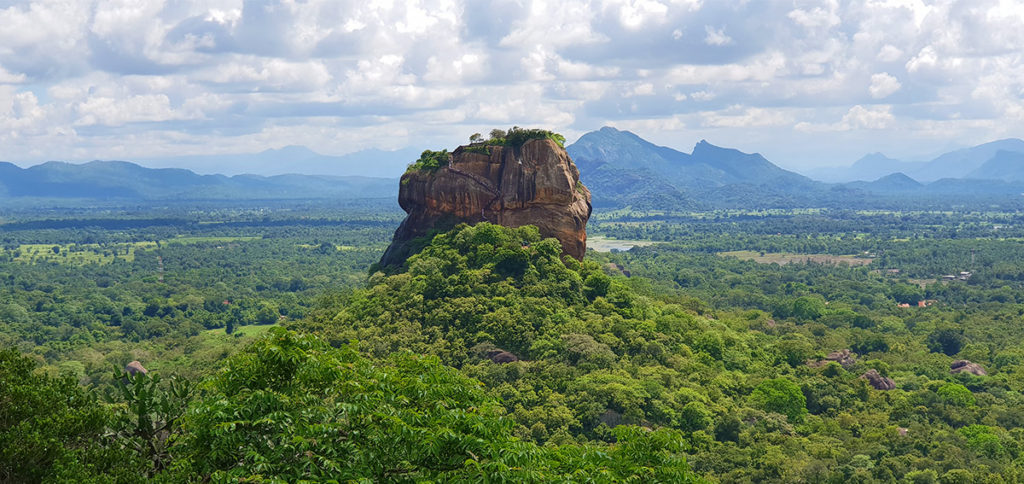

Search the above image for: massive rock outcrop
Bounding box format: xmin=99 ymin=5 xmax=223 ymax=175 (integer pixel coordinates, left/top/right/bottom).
xmin=380 ymin=138 xmax=592 ymax=267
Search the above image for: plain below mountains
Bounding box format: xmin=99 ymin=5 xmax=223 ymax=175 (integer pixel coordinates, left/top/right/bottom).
xmin=0 ymin=160 xmax=397 ymax=200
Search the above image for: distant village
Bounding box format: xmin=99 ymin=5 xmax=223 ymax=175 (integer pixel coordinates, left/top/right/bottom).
xmin=942 ymin=271 xmax=973 ymax=282
xmin=885 ymin=269 xmax=972 ymax=308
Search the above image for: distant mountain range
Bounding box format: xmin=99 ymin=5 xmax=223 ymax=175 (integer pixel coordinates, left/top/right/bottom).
xmin=137 ymin=146 xmax=422 ymax=178
xmin=4 ymin=128 xmax=1024 ymax=209
xmin=967 ymin=150 xmax=1024 ymax=182
xmin=568 ymin=127 xmax=842 ymax=209
xmin=0 ymin=160 xmax=397 ymax=200
xmin=804 ymin=138 xmax=1024 ymax=183
xmin=566 ymin=127 xmax=1024 ymax=210
xmin=805 ymin=153 xmax=925 ymax=184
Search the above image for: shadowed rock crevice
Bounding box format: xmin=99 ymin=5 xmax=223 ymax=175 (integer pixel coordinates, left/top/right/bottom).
xmin=380 ymin=138 xmax=592 ymax=267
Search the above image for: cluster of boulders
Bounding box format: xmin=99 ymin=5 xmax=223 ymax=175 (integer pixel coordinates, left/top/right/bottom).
xmin=806 ymin=351 xmax=991 ymax=392
xmin=806 ymin=349 xmax=898 ymax=390
xmin=859 ymin=369 xmax=896 ymax=390
xmin=806 ymin=349 xmax=857 ymax=370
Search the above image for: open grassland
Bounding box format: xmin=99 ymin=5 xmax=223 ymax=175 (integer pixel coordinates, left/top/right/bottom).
xmin=199 ymin=322 xmax=281 ymax=339
xmin=4 ymin=236 xmax=262 ymax=265
xmin=719 ymin=249 xmax=874 ymax=266
xmin=296 ymin=243 xmax=360 ymax=251
xmin=164 ymin=235 xmax=260 ymax=245
xmin=6 ymin=242 xmax=158 ymax=265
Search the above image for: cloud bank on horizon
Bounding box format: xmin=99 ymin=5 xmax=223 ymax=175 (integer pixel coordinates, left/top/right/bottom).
xmin=0 ymin=0 xmax=1022 ymax=170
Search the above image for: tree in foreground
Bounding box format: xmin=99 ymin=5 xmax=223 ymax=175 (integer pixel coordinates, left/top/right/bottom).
xmin=0 ymin=349 xmax=145 ymax=483
xmin=169 ymin=328 xmax=701 ymax=482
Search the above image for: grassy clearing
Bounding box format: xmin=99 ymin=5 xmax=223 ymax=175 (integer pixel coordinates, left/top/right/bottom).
xmin=297 ymin=243 xmax=360 ymax=251
xmin=719 ymin=250 xmax=874 ymax=266
xmin=4 ymin=235 xmax=260 ymax=266
xmin=37 ymin=324 xmax=284 ymax=382
xmin=165 ymin=236 xmax=260 ymax=245
xmin=200 ymin=322 xmax=280 ymax=339
xmin=7 ymin=242 xmax=157 ymax=265
xmin=138 ymin=324 xmax=282 ymax=379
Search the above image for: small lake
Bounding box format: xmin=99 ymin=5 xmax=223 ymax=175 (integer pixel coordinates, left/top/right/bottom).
xmin=588 ymin=236 xmax=658 ymax=252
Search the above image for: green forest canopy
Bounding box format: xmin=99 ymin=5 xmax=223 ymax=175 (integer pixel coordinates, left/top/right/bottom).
xmin=5 ymin=205 xmax=1024 ymax=481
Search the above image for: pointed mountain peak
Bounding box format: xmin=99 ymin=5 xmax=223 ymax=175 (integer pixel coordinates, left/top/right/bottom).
xmin=591 ymin=126 xmax=644 ymax=141
xmin=874 ymin=172 xmax=921 ymax=185
xmin=692 ymin=139 xmax=741 ymax=157
xmin=574 ymin=126 xmax=655 ymax=150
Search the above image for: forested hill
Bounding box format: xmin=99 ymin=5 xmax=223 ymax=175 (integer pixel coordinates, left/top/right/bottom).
xmin=566 ymin=127 xmax=1024 ymax=211
xmin=570 ymin=127 xmax=811 ymax=188
xmin=0 ymin=160 xmax=397 ymax=200
xmin=567 ymin=127 xmax=825 ymax=210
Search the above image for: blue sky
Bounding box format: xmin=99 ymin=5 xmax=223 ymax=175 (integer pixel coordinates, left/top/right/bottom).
xmin=1 ymin=0 xmax=1022 ymax=172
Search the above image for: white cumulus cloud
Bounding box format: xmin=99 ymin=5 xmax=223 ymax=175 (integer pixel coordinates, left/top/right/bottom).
xmin=869 ymin=72 xmax=901 ymax=98
xmin=703 ymin=25 xmax=732 ymax=46
xmin=74 ymin=94 xmax=194 ymax=127
xmin=0 ymin=0 xmax=1019 ymax=172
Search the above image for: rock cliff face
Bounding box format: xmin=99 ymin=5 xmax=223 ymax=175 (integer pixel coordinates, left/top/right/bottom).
xmin=380 ymin=138 xmax=592 ymax=267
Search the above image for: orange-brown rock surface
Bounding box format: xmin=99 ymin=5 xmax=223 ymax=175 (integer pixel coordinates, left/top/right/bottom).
xmin=380 ymin=138 xmax=592 ymax=267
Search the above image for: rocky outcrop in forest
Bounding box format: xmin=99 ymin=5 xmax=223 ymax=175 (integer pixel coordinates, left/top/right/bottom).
xmin=860 ymin=369 xmax=896 ymax=390
xmin=950 ymin=359 xmax=987 ymax=376
xmin=125 ymin=360 xmax=148 ymax=376
xmin=380 ymin=136 xmax=592 ymax=267
xmin=807 ymin=349 xmax=857 ymax=369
